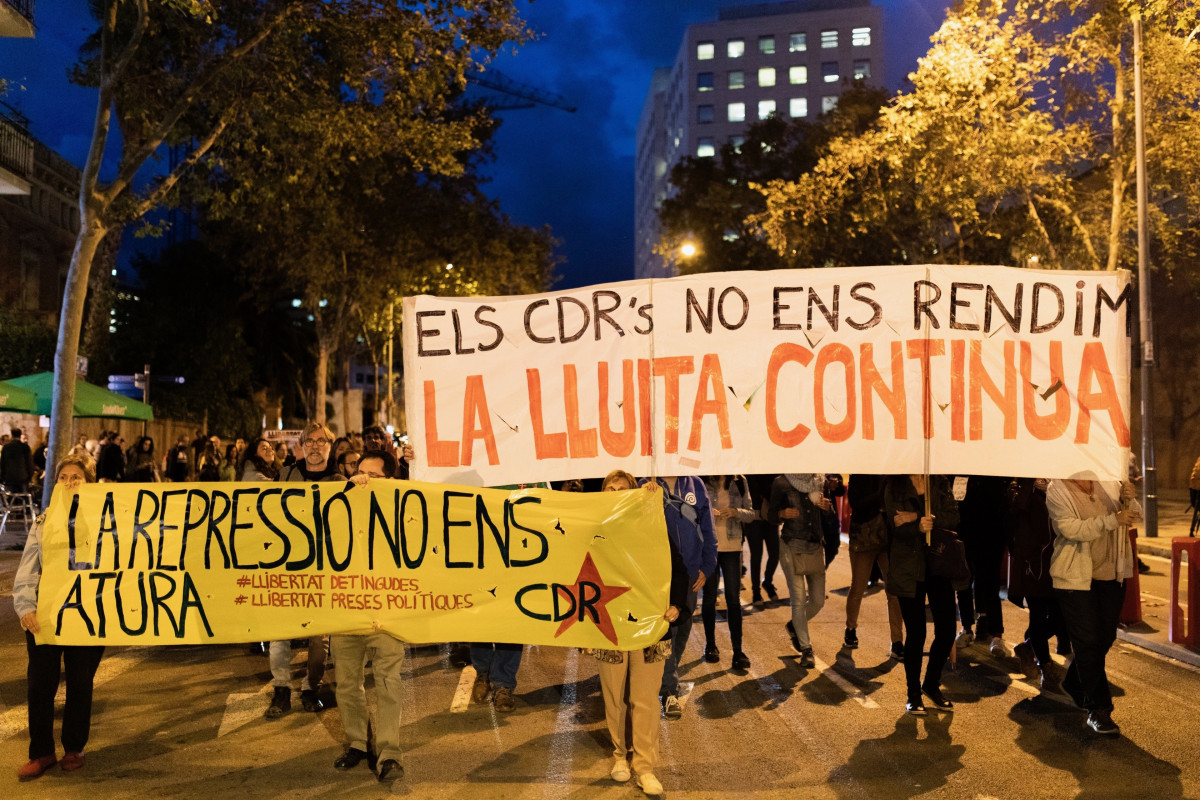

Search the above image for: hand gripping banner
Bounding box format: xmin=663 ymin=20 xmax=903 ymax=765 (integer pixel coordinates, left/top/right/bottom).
xmin=36 ymin=481 xmax=670 ymax=648
xmin=403 ymin=265 xmax=1132 ymax=485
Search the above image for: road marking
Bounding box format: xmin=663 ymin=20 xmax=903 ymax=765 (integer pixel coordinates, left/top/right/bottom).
xmin=451 ymin=665 xmax=478 ymax=713
xmin=218 ymin=685 xmax=273 ymax=737
xmin=543 ymin=647 xmax=578 ymax=795
xmin=812 ymin=655 xmax=880 ymax=708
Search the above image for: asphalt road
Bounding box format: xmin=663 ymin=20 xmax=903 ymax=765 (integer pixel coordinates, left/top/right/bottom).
xmin=1 ymin=544 xmax=1198 ymax=800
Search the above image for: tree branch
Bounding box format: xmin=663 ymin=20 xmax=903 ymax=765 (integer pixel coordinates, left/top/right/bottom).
xmin=102 ymin=4 xmax=295 ymax=205
xmin=130 ymin=103 xmax=237 ymax=218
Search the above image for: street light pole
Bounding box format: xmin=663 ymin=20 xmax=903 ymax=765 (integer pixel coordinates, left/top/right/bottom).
xmin=1132 ymin=11 xmax=1157 ymax=536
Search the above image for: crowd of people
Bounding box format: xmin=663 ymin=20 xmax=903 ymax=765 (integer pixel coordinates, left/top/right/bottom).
xmin=11 ymin=424 xmax=1147 ymax=792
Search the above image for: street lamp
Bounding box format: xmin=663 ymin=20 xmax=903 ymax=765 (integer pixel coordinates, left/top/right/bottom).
xmin=680 ymin=241 xmax=697 ymax=259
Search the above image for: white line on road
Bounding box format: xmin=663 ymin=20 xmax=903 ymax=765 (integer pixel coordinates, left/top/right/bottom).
xmin=218 ymin=685 xmax=273 ymax=737
xmin=543 ymin=647 xmax=578 ymax=796
xmin=450 ymin=665 xmax=478 ymax=713
xmin=811 ymin=655 xmax=880 ymax=708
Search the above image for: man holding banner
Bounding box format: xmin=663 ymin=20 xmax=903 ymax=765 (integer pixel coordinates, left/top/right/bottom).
xmin=265 ymin=422 xmax=343 ymax=719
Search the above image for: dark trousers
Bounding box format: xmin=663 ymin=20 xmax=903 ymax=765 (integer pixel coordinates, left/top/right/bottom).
xmin=745 ymin=520 xmax=779 ymax=595
xmin=660 ymin=587 xmax=697 ymax=698
xmin=896 ymin=576 xmax=956 ymax=699
xmin=1024 ymin=595 xmax=1065 ymax=666
xmin=26 ymin=632 xmax=104 ymax=760
xmin=1057 ymin=580 xmax=1125 ymax=711
xmin=957 ymin=537 xmax=1006 ymax=637
xmin=702 ymin=551 xmax=744 ymax=653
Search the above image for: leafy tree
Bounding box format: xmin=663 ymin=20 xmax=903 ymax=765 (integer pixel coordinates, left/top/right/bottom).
xmin=659 ymin=84 xmax=888 ymax=273
xmin=0 ymin=309 xmax=56 ymax=379
xmin=46 ymin=0 xmax=530 ymax=503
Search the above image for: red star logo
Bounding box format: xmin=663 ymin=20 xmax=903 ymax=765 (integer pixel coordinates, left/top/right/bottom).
xmin=554 ymin=552 xmax=631 ymax=646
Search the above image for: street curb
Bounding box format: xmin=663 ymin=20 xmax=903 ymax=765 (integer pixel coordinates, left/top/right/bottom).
xmin=1117 ymin=628 xmax=1200 ymax=669
xmin=1137 ymin=540 xmax=1174 ymax=559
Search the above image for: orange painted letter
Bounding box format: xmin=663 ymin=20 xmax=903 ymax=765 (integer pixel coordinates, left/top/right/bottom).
xmin=688 ymin=353 xmax=733 ymax=451
xmin=905 ymin=339 xmax=946 ymax=440
xmin=813 ymin=344 xmax=856 ymax=443
xmin=653 ymin=356 xmax=695 ymax=454
xmin=563 ymin=364 xmax=598 ymax=458
xmin=1020 ymin=341 xmax=1070 ymax=441
xmin=860 ymin=342 xmax=907 ymax=440
xmin=765 ymin=343 xmax=813 ymax=447
xmin=599 ymin=360 xmax=636 ymax=458
xmin=1074 ymin=342 xmax=1131 ymax=446
xmin=460 ymin=375 xmax=499 ymax=466
xmin=526 ymin=369 xmax=568 ymax=459
xmin=423 ymin=380 xmax=459 ymax=467
xmin=969 ymin=340 xmax=1017 ymax=440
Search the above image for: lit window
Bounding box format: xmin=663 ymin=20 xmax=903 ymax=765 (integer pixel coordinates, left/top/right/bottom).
xmin=730 ymin=135 xmax=745 ymax=150
xmin=789 ymin=65 xmax=808 ymax=85
xmin=697 ymin=72 xmax=714 ymax=92
xmin=697 ymin=41 xmax=714 ymax=60
xmin=758 ymin=99 xmax=776 ymax=120
xmin=789 ymin=32 xmax=807 ymax=52
xmin=728 ymin=38 xmax=745 ymax=58
xmin=698 ymin=138 xmax=716 ymax=158
xmin=821 ymin=29 xmax=838 ymax=48
xmin=853 ymin=59 xmax=871 ymax=80
xmin=822 ymin=95 xmax=839 ymax=113
xmin=729 ymin=70 xmax=745 ymax=89
xmin=698 ymin=104 xmax=714 ymax=124
xmin=759 ymin=35 xmax=775 ymax=55
xmin=790 ymin=97 xmax=808 ymax=118
xmin=823 ymin=62 xmax=839 ymax=83
xmin=728 ymin=102 xmax=746 ymax=122
xmin=852 ymin=27 xmax=871 ymax=46
xmin=758 ymin=67 xmax=776 ymax=88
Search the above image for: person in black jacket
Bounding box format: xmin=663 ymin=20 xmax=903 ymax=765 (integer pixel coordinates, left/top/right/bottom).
xmin=884 ymin=474 xmax=960 ymax=715
xmin=0 ymin=428 xmax=34 ymax=493
xmin=845 ymin=474 xmax=904 ymax=656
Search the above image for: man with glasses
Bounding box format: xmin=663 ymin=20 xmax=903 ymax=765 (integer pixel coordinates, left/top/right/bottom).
xmin=329 ymin=450 xmax=406 ymax=783
xmin=265 ymin=422 xmax=343 ymax=719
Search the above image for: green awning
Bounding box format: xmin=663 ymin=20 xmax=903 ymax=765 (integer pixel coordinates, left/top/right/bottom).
xmin=2 ymin=372 xmax=154 ymax=420
xmin=0 ymin=380 xmax=37 ymax=412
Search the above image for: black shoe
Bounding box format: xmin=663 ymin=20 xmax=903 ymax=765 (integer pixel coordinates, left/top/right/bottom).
xmin=844 ymin=628 xmax=859 ymax=649
xmin=800 ymin=648 xmax=816 ymax=669
xmin=300 ymin=688 xmax=324 ymax=712
xmin=1087 ymin=709 xmax=1120 ymax=736
xmin=732 ymin=651 xmax=751 ymax=670
xmin=334 ymin=748 xmax=369 ymax=771
xmin=704 ymin=643 xmax=720 ymax=663
xmin=890 ymin=640 xmax=905 ymax=661
xmin=264 ymin=686 xmax=291 ymax=719
xmin=922 ymin=685 xmax=954 ymax=711
xmin=1137 ymin=558 xmax=1150 ymax=575
xmin=906 ymin=698 xmax=927 ymax=716
xmin=764 ymin=583 xmax=778 ymax=601
xmin=377 ymin=758 xmax=403 ymax=782
xmin=786 ymin=620 xmax=803 ymax=653
xmin=751 ymin=590 xmax=764 ymax=606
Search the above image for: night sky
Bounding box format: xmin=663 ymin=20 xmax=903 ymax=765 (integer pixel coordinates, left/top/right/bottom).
xmin=0 ymin=0 xmax=954 ymax=290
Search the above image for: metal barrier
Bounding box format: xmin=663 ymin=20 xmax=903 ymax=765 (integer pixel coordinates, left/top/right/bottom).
xmin=1170 ymin=537 xmax=1200 ymax=647
xmin=0 ymin=487 xmax=38 ymax=539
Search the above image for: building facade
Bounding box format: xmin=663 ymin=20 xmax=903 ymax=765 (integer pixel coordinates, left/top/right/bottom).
xmin=635 ymin=0 xmax=883 ymax=279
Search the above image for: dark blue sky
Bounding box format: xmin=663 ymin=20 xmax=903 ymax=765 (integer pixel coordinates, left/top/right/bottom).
xmin=0 ymin=0 xmax=953 ymax=289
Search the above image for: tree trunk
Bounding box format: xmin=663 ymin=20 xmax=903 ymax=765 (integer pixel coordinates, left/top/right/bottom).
xmin=339 ymin=350 xmax=352 ymax=436
xmin=314 ymin=331 xmax=330 ymax=425
xmin=44 ymin=220 xmax=109 ymax=507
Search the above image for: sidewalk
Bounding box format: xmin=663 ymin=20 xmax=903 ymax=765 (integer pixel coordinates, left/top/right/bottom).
xmin=1121 ymin=487 xmax=1200 ymax=668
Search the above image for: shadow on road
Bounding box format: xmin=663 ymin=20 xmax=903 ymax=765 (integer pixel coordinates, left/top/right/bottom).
xmin=829 ymin=712 xmax=965 ymax=799
xmin=1009 ymin=696 xmax=1185 ymax=799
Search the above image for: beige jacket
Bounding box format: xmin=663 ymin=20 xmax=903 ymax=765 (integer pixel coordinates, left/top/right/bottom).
xmin=1045 ymin=480 xmax=1137 ymax=591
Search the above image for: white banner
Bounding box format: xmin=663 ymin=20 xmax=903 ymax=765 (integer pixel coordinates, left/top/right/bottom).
xmin=403 ymin=266 xmax=1132 ymax=486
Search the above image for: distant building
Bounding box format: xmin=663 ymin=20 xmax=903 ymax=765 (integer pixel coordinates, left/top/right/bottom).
xmin=1 ymin=0 xmax=35 ymax=194
xmin=635 ymin=0 xmax=883 ymax=279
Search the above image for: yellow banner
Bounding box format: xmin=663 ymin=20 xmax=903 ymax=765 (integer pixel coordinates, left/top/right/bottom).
xmin=36 ymin=481 xmax=670 ymax=649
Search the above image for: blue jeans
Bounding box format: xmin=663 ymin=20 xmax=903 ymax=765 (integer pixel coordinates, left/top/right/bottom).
xmin=779 ymin=539 xmax=826 ymax=652
xmin=471 ymin=642 xmax=523 ymax=690
xmin=660 ymin=587 xmax=698 ymax=698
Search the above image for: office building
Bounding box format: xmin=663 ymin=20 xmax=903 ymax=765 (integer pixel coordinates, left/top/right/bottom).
xmin=635 ymin=0 xmax=883 ymax=278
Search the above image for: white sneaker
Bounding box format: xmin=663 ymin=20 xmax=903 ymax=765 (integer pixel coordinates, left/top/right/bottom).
xmin=954 ymin=629 xmax=974 ymax=650
xmin=611 ymin=757 xmax=631 ymax=783
xmin=989 ymin=637 xmax=1012 ymax=658
xmin=637 ymin=773 xmax=664 ymax=796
